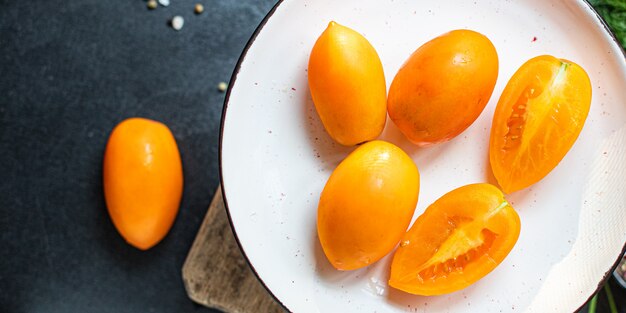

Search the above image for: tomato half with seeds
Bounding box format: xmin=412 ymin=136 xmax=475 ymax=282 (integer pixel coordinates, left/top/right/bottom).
xmin=389 ymin=183 xmax=520 ymax=296
xmin=489 ymin=55 xmax=592 ymax=193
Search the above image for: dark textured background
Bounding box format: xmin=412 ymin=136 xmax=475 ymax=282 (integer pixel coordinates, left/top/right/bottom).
xmin=0 ymin=1 xmax=275 ymax=312
xmin=0 ymin=1 xmax=624 ymax=313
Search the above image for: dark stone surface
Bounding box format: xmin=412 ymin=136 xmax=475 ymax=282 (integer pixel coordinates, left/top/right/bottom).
xmin=0 ymin=1 xmax=275 ymax=312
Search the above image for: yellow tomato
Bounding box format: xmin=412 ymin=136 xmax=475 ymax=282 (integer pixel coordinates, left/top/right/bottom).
xmin=489 ymin=55 xmax=592 ymax=193
xmin=390 ymin=184 xmax=520 ymax=295
xmin=388 ymin=29 xmax=499 ymax=146
xmin=103 ymin=118 xmax=183 ymax=250
xmin=317 ymin=141 xmax=419 ymax=270
xmin=308 ymin=21 xmax=387 ymax=146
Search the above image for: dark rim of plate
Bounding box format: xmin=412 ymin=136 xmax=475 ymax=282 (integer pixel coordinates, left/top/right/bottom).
xmin=218 ymin=1 xmax=626 ymax=312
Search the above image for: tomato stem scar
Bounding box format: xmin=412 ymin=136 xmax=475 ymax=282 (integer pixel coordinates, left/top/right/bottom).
xmin=485 ymin=200 xmax=509 ymax=219
xmin=554 ymin=62 xmax=569 ymax=86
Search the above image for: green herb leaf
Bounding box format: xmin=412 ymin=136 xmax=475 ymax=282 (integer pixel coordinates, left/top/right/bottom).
xmin=589 ymin=0 xmax=626 ymax=48
xmin=604 ymin=283 xmax=618 ymax=313
xmin=588 ymin=293 xmax=598 ymax=313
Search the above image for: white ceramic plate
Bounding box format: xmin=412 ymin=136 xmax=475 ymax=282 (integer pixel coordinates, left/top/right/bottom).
xmin=220 ymin=1 xmax=626 ymax=312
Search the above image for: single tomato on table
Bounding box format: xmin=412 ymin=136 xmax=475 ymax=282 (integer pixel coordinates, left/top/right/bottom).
xmin=389 ymin=183 xmax=520 ymax=296
xmin=489 ymin=55 xmax=592 ymax=193
xmin=103 ymin=117 xmax=183 ymax=250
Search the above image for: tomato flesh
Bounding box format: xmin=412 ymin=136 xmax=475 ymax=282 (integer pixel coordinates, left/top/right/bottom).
xmin=489 ymin=55 xmax=592 ymax=193
xmin=389 ymin=184 xmax=520 ymax=296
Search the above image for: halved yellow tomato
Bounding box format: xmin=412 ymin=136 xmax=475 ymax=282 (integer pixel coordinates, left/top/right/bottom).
xmin=389 ymin=183 xmax=520 ymax=296
xmin=489 ymin=55 xmax=592 ymax=193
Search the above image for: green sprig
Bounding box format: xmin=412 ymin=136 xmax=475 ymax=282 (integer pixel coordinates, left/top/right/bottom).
xmin=605 ymin=283 xmax=618 ymax=313
xmin=589 ymin=293 xmax=598 ymax=313
xmin=588 ymin=0 xmax=626 ymax=48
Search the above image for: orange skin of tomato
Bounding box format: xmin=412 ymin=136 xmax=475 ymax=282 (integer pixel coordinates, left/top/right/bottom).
xmin=489 ymin=55 xmax=592 ymax=193
xmin=103 ymin=118 xmax=183 ymax=250
xmin=389 ymin=183 xmax=520 ymax=296
xmin=388 ymin=29 xmax=499 ymax=146
xmin=317 ymin=140 xmax=420 ymax=271
xmin=308 ymin=21 xmax=387 ymax=146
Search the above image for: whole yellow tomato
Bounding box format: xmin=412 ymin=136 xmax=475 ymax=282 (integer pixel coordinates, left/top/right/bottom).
xmin=388 ymin=29 xmax=499 ymax=146
xmin=103 ymin=117 xmax=183 ymax=250
xmin=317 ymin=140 xmax=419 ymax=270
xmin=308 ymin=21 xmax=387 ymax=146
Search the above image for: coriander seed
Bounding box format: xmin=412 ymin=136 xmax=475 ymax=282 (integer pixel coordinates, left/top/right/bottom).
xmin=217 ymin=82 xmax=228 ymax=92
xmin=195 ymin=4 xmax=204 ymax=14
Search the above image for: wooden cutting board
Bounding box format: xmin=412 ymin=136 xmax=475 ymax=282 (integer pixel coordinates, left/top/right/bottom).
xmin=182 ymin=186 xmax=285 ymax=313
